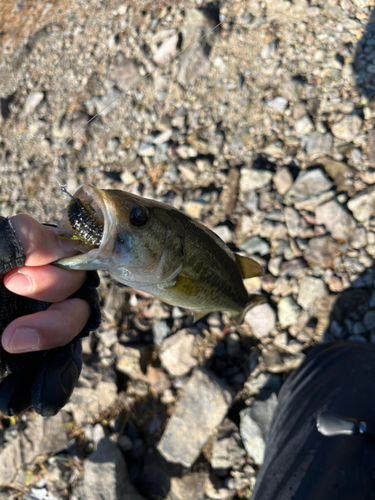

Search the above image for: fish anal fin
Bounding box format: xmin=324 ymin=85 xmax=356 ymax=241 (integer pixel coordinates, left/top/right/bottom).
xmin=193 ymin=310 xmax=209 ymax=322
xmin=235 ymin=254 xmax=263 ymax=279
xmin=235 ymin=294 xmax=266 ymax=324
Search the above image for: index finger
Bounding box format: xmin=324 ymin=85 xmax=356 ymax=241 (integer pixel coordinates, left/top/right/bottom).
xmin=10 ymin=214 xmax=78 ymax=267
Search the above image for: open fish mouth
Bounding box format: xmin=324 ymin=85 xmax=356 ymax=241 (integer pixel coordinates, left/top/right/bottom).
xmin=55 ymin=184 xmax=118 ymax=270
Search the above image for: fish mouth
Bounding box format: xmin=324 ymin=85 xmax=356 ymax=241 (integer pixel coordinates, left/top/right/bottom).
xmin=55 ymin=184 xmax=118 ymax=270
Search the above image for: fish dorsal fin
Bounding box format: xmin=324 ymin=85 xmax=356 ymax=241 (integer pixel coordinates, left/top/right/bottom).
xmin=235 ymin=254 xmax=263 ymax=279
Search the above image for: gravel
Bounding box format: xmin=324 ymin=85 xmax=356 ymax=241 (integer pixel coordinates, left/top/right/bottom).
xmin=1 ymin=0 xmax=375 ymax=497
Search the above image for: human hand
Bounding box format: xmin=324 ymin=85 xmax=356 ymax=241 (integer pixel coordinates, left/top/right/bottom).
xmin=2 ymin=214 xmax=91 ymax=353
xmin=0 ymin=214 xmax=101 ymax=416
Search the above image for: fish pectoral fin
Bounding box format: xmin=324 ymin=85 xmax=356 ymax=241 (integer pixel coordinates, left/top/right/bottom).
xmin=235 ymin=254 xmax=263 ymax=279
xmin=234 ymin=294 xmax=266 ymax=324
xmin=171 ymin=274 xmax=205 ymax=296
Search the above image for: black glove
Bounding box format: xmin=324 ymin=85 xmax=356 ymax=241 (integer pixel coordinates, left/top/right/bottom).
xmin=0 ymin=216 xmax=101 ymax=416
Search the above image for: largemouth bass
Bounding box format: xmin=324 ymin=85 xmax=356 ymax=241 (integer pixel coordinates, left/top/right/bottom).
xmin=56 ymin=185 xmax=264 ymax=322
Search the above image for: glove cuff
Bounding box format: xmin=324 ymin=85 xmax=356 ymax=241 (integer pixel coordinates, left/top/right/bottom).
xmin=69 ymin=271 xmax=101 ymax=336
xmin=0 ymin=217 xmax=26 ymax=276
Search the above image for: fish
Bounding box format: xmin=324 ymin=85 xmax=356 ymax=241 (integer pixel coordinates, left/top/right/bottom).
xmin=55 ymin=184 xmax=264 ymax=322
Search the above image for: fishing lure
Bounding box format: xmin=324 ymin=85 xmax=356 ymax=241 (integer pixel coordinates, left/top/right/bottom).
xmin=59 ymin=187 xmax=104 ymax=248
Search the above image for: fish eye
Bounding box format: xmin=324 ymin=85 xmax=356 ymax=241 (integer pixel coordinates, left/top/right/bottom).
xmin=130 ymin=206 xmax=149 ymax=227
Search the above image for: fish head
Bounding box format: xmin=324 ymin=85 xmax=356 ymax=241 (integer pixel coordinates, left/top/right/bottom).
xmin=55 ymin=184 xmax=185 ymax=285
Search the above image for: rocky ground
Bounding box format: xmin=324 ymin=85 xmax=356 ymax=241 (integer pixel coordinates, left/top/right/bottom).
xmin=0 ymin=0 xmax=374 ymax=498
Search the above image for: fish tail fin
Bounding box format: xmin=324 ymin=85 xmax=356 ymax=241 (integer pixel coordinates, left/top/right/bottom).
xmin=235 ymin=254 xmax=263 ymax=279
xmin=235 ymin=294 xmax=266 ymax=324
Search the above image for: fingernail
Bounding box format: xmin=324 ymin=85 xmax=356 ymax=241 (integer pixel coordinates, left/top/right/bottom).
xmin=5 ymin=272 xmax=33 ymax=294
xmin=9 ymin=328 xmax=40 ymax=353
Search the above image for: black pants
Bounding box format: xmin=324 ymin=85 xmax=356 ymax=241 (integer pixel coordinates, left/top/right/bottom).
xmin=251 ymin=342 xmax=375 ymax=500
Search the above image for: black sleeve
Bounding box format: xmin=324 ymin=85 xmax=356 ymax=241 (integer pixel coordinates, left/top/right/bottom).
xmin=0 ymin=216 xmax=101 ymax=416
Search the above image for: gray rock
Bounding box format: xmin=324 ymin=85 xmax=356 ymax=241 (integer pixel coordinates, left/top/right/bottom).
xmin=305 ymin=132 xmax=333 ymax=157
xmin=286 ymin=169 xmax=332 ymax=202
xmin=0 ymin=413 xmax=68 ymax=487
xmin=138 ymin=143 xmax=155 ymax=157
xmin=239 ymin=393 xmax=278 ymax=465
xmin=294 ymin=191 xmax=335 ymax=212
xmin=178 ymin=9 xmax=217 ymax=87
xmin=176 ymin=145 xmax=198 ymax=159
xmin=127 ymin=380 xmax=149 ymax=397
xmin=154 ymin=142 xmax=169 ymax=163
xmin=331 ymin=115 xmax=363 ymax=142
xmin=98 ymin=328 xmax=119 ymax=349
xmin=284 ymin=206 xmax=301 ymax=237
xmin=239 ymin=236 xmax=270 ymax=256
xmin=211 ymin=420 xmax=245 ymax=470
xmin=85 ymin=88 xmax=122 ymax=117
xmin=152 ymin=319 xmax=171 ymax=347
xmin=262 ymin=347 xmax=305 ymax=373
xmin=184 ymin=199 xmax=208 ymax=218
xmin=261 ymin=40 xmax=278 ymax=59
xmin=153 ymin=33 xmax=179 ymax=65
xmin=170 ymin=472 xmax=207 ymax=500
xmin=319 ymin=157 xmax=354 ymax=194
xmin=153 ymin=129 xmax=172 ymax=145
xmin=294 ymin=115 xmax=314 ymax=135
xmin=280 ymin=259 xmax=306 ymax=278
xmin=117 ymin=435 xmax=133 ymax=452
xmin=244 ymin=190 xmax=259 ymax=213
xmin=65 ymin=380 xmax=118 ymax=426
xmin=24 ymin=92 xmax=44 ymax=115
xmin=304 ymin=236 xmax=340 ymax=268
xmin=363 ymin=311 xmax=375 ymax=331
xmin=267 ymin=96 xmax=288 ymax=112
xmin=120 ymin=170 xmax=136 ymax=186
xmin=160 ymin=329 xmax=198 ymax=377
xmin=348 ymin=335 xmax=367 ymax=343
xmin=116 ymin=346 xmax=147 ymax=381
xmin=268 ymin=256 xmax=282 ymax=276
xmin=297 ymin=276 xmax=327 ymax=310
xmin=84 ymin=438 xmax=145 ymax=500
xmin=102 ymin=283 xmax=127 ymax=324
xmin=111 ymin=60 xmax=140 ymax=92
xmin=212 ymin=225 xmax=234 ymax=243
xmin=353 ymin=322 xmax=366 ymax=335
xmin=263 ymin=140 xmax=284 ymax=157
xmin=277 ymin=296 xmax=301 ymax=328
xmin=350 ymin=148 xmax=362 ymax=167
xmin=244 ymin=303 xmax=276 ymax=339
xmin=157 ymin=368 xmax=234 ymax=467
xmin=244 ymin=373 xmax=282 ymax=396
xmin=315 ymin=200 xmax=356 ymax=241
xmin=239 ymin=168 xmax=273 ymax=193
xmin=273 ymin=167 xmax=293 ymax=195
xmin=282 ymin=78 xmax=305 ymax=102
xmin=348 ymin=186 xmax=375 ymax=223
